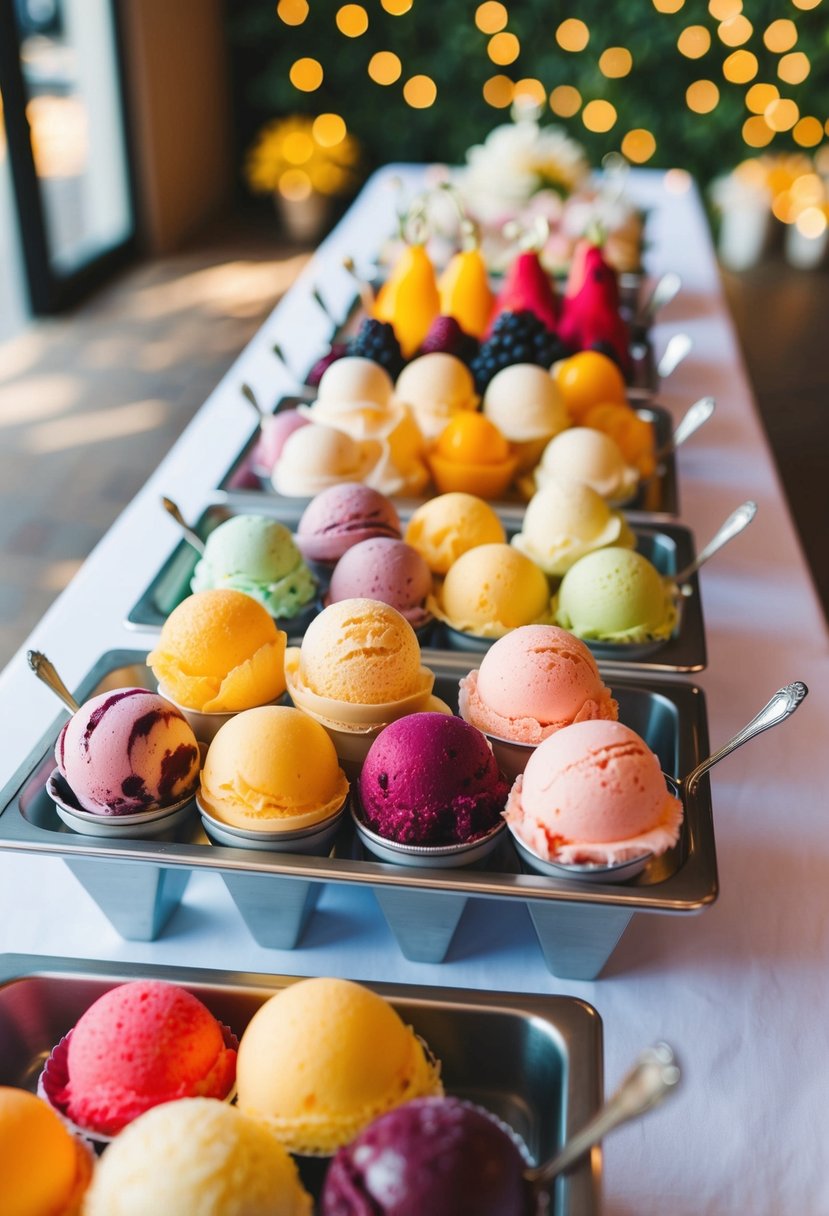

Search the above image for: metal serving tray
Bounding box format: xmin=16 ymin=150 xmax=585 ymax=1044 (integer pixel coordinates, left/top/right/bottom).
xmin=216 ymin=396 xmax=679 ymax=518
xmin=0 ymin=650 xmax=717 ymax=979
xmin=0 ymin=954 xmax=603 ymax=1214
xmin=126 ymin=506 xmax=705 ymax=674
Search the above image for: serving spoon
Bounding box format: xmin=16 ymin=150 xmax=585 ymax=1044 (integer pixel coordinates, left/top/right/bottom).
xmin=674 ymin=500 xmax=756 ymax=587
xmin=27 ymin=651 xmax=80 ymax=713
xmin=656 ymin=332 xmax=693 ymax=380
xmin=159 ymin=496 xmax=205 ymax=556
xmin=636 ymin=271 xmax=682 ymax=330
xmin=653 ymin=394 xmax=715 ymax=464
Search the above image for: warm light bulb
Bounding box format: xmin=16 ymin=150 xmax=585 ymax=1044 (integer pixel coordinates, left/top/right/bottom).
xmin=718 ymin=14 xmax=752 ymax=45
xmin=795 ymin=207 xmax=827 ymax=239
xmin=488 ymin=32 xmax=520 ymax=64
xmin=723 ymin=50 xmax=758 ymax=83
xmin=598 ymin=47 xmax=633 ymax=77
xmin=279 ymin=169 xmax=312 ymax=201
xmin=403 ymin=75 xmax=437 ymax=108
xmin=513 ymin=78 xmax=547 ymax=105
xmin=778 ymin=52 xmax=810 ymax=84
xmin=791 ymin=0 xmax=821 ymax=8
xmin=765 ymin=97 xmax=799 ymax=131
xmin=621 ymin=129 xmax=657 ymax=162
xmin=686 ymin=80 xmax=720 ymax=112
xmin=677 ymin=25 xmax=711 ymax=57
xmin=312 ymin=114 xmax=346 ymax=147
xmin=652 ymin=0 xmax=685 ymax=11
xmin=475 ymin=2 xmax=508 ymax=33
xmin=336 ymin=4 xmax=368 ymax=36
xmin=556 ymin=19 xmax=590 ymax=51
xmin=793 ymin=116 xmax=823 ymax=147
xmin=282 ymin=132 xmax=314 ymax=164
xmin=549 ymin=84 xmax=582 ymax=116
xmin=708 ymin=0 xmax=741 ymax=18
xmin=381 ymin=0 xmax=412 ymax=12
xmin=289 ymin=58 xmax=324 ymax=91
xmin=582 ymin=99 xmax=617 ymax=131
xmin=745 ymin=83 xmax=778 ymax=113
xmin=368 ymin=51 xmax=402 ymax=85
xmin=277 ymin=0 xmax=309 ymax=25
xmin=763 ymin=19 xmax=797 ymax=52
xmin=742 ymin=116 xmax=774 ymax=147
xmin=482 ymin=74 xmax=514 ymax=107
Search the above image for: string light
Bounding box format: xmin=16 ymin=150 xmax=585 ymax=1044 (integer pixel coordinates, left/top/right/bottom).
xmin=771 ymin=191 xmax=795 ymax=223
xmin=765 ymin=97 xmax=799 ymax=130
xmin=513 ymin=78 xmax=547 ymax=105
xmin=556 ymin=19 xmax=590 ymax=51
xmin=778 ymin=52 xmax=810 ymax=84
xmin=336 ymin=4 xmax=368 ymax=36
xmin=791 ymin=174 xmax=824 ymax=205
xmin=723 ymin=50 xmax=758 ymax=83
xmin=475 ymin=2 xmax=508 ymax=33
xmin=621 ymin=129 xmax=657 ymax=162
xmin=718 ymin=15 xmax=753 ymax=45
xmin=482 ymin=75 xmax=514 ymax=107
xmin=277 ymin=0 xmax=309 ymax=26
xmin=742 ymin=116 xmax=775 ymax=147
xmin=763 ymin=20 xmax=797 ymax=51
xmin=652 ymin=0 xmax=685 ymax=12
xmin=686 ymin=80 xmax=720 ymax=112
xmin=279 ymin=169 xmax=313 ymax=200
xmin=791 ymin=0 xmax=821 ymax=8
xmin=793 ymin=117 xmax=824 ymax=146
xmin=380 ymin=0 xmax=412 ymax=12
xmin=488 ymin=32 xmax=520 ymax=64
xmin=746 ymin=84 xmax=779 ymax=113
xmin=289 ymin=58 xmax=323 ymax=91
xmin=678 ymin=26 xmax=711 ymax=57
xmin=708 ymin=0 xmax=741 ymax=18
xmin=312 ymin=114 xmax=347 ymax=147
xmin=368 ymin=51 xmax=402 ymax=85
xmin=282 ymin=132 xmax=314 ymax=163
xmin=599 ymin=47 xmax=633 ymax=77
xmin=795 ymin=207 xmax=827 ymax=239
xmin=549 ymin=85 xmax=582 ymax=116
xmin=403 ymin=75 xmax=437 ymax=108
xmin=582 ymin=99 xmax=617 ymax=131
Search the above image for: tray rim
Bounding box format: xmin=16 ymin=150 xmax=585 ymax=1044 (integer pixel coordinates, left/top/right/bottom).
xmin=0 ymin=648 xmax=718 ymax=915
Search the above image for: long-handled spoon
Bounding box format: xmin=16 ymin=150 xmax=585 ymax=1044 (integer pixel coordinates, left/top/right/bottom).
xmin=674 ymin=500 xmax=756 ymax=587
xmin=27 ymin=651 xmax=80 ymax=713
xmin=160 ymin=497 xmax=205 ymax=556
xmin=653 ymin=394 xmax=715 ymax=464
xmin=657 ymin=332 xmax=693 ymax=380
xmin=342 ymin=255 xmax=376 ymax=314
xmin=637 ymin=271 xmax=682 ymax=330
xmin=528 ymin=1043 xmax=680 ymax=1197
xmin=311 ymin=285 xmax=338 ymax=329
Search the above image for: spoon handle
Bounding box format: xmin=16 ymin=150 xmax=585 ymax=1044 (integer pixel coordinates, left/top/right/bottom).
xmin=684 ymin=681 xmax=808 ymax=792
xmin=638 ymin=271 xmax=682 ymax=328
xmin=27 ymin=651 xmax=80 ymax=713
xmin=654 ymin=395 xmax=715 ymax=462
xmin=529 ymin=1044 xmax=680 ymax=1190
xmin=160 ymin=497 xmax=206 ymax=556
xmin=657 ymin=332 xmax=692 ymax=380
xmin=342 ymin=256 xmax=376 ymax=314
xmin=674 ymin=500 xmax=756 ymax=585
xmin=240 ymin=382 xmax=265 ymax=417
xmin=311 ymin=286 xmax=336 ymax=327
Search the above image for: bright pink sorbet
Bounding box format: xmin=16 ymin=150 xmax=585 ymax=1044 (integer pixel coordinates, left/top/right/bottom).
xmin=296 ymin=483 xmax=401 ymax=564
xmin=328 ymin=538 xmax=433 ymax=627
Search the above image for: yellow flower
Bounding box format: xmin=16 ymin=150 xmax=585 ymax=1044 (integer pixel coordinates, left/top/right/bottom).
xmin=244 ymin=115 xmax=362 ymax=196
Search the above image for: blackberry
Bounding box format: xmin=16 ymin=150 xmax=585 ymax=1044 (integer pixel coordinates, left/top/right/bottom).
xmin=470 ymin=310 xmax=572 ymax=394
xmin=349 ymin=318 xmax=405 ymax=379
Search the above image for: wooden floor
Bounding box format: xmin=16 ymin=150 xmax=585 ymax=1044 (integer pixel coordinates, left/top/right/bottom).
xmin=0 ymin=223 xmax=826 ymax=669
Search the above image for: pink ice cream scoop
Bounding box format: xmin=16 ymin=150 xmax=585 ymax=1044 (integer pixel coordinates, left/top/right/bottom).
xmin=505 ymin=719 xmax=683 ymax=865
xmin=251 ymin=409 xmax=310 ymax=476
xmin=56 ymin=980 xmax=237 ymax=1136
xmin=55 ymin=688 xmax=200 ymax=815
xmin=296 ymin=483 xmax=402 ymax=564
xmin=459 ymin=624 xmax=617 ymax=745
xmin=327 ymin=538 xmax=433 ymax=628
xmin=360 ymin=712 xmax=509 ymax=846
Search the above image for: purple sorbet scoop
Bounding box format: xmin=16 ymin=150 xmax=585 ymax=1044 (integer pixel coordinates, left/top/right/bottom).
xmin=359 ymin=713 xmax=509 ymax=845
xmin=296 ymin=483 xmax=402 ymax=564
xmin=327 ymin=538 xmax=433 ymax=627
xmin=321 ymin=1096 xmax=530 ymax=1216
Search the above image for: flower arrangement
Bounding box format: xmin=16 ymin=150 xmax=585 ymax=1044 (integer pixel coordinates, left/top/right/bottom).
xmin=244 ymin=115 xmax=361 ymax=202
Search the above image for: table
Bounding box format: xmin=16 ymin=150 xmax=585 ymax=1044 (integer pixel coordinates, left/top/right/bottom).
xmin=1 ymin=167 xmax=827 ymax=1215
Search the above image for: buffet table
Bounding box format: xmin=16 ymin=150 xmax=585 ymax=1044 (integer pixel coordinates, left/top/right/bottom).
xmin=1 ymin=167 xmax=827 ymax=1214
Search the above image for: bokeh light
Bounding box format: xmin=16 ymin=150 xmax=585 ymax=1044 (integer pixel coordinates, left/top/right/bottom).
xmin=277 ymin=0 xmax=309 ymax=26
xmin=403 ymin=75 xmax=437 ymax=108
xmin=665 ymin=167 xmax=692 ymax=193
xmin=380 ymin=0 xmax=412 ymax=12
xmin=723 ymin=50 xmax=758 ymax=83
xmin=795 ymin=207 xmax=827 ymax=239
xmin=709 ymin=0 xmax=742 ymax=18
xmin=483 ymin=75 xmax=514 ymax=107
xmin=765 ymin=97 xmax=799 ymax=130
xmin=652 ymin=0 xmax=685 ymax=11
xmin=549 ymin=85 xmax=582 ymax=117
xmin=282 ymin=132 xmax=314 ymax=164
xmin=742 ymin=116 xmax=775 ymax=147
xmin=279 ymin=169 xmax=312 ymax=200
xmin=336 ymin=5 xmax=368 ymax=36
xmin=771 ymin=190 xmax=795 ymax=223
xmin=312 ymin=114 xmax=346 ymax=146
xmin=745 ymin=83 xmax=779 ymax=113
xmin=289 ymin=58 xmax=323 ymax=91
xmin=488 ymin=32 xmax=520 ymax=64
xmin=791 ymin=0 xmax=821 ymax=8
xmin=778 ymin=52 xmax=810 ymax=84
xmin=686 ymin=80 xmax=720 ymax=112
xmin=791 ymin=174 xmax=824 ymax=205
xmin=475 ymin=2 xmax=508 ymax=33
xmin=793 ymin=117 xmax=824 ymax=147
xmin=513 ymin=78 xmax=547 ymax=105
xmin=582 ymin=99 xmax=617 ymax=131
xmin=599 ymin=47 xmax=633 ymax=77
xmin=368 ymin=51 xmax=402 ymax=85
xmin=718 ymin=15 xmax=753 ymax=45
xmin=677 ymin=26 xmax=711 ymax=58
xmin=763 ymin=19 xmax=797 ymax=52
xmin=621 ymin=129 xmax=657 ymax=162
xmin=556 ymin=19 xmax=590 ymax=51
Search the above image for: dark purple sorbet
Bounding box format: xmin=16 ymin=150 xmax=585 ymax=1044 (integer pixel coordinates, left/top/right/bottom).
xmin=158 ymin=744 xmax=199 ymax=802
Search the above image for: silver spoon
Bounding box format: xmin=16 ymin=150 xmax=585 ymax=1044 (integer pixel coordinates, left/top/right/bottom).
xmin=637 ymin=271 xmax=682 ymax=329
xmin=311 ymin=285 xmax=337 ymax=328
xmin=680 ymin=680 xmax=808 ymax=796
xmin=657 ymin=332 xmax=693 ymax=380
xmin=529 ymin=1043 xmax=680 ymax=1195
xmin=342 ymin=256 xmax=376 ymax=314
xmin=241 ymin=382 xmax=266 ymax=418
xmin=674 ymin=500 xmax=756 ymax=586
xmin=160 ymin=496 xmax=206 ymax=556
xmin=27 ymin=651 xmax=80 ymax=713
xmin=654 ymin=395 xmax=715 ymax=463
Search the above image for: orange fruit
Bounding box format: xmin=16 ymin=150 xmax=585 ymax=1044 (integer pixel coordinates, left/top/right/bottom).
xmin=553 ymin=351 xmax=627 ymax=423
xmin=435 ymin=412 xmax=511 ymax=464
xmin=583 ymin=402 xmax=656 ymax=477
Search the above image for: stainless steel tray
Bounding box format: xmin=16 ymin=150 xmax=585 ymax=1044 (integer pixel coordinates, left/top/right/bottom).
xmin=0 ymin=650 xmax=717 ymax=979
xmin=216 ymin=396 xmax=679 ymax=518
xmin=126 ymin=506 xmax=705 ymax=674
xmin=0 ymin=953 xmax=603 ymax=1214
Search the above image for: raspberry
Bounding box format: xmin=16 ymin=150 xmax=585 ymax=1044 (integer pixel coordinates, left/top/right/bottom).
xmin=420 ymin=315 xmax=480 ymax=364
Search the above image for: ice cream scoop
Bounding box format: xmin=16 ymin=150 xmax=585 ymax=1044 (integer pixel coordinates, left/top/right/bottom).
xmin=505 ymin=719 xmax=683 ymax=866
xmin=147 ymin=589 xmax=287 ymax=714
xmin=296 ymin=483 xmax=402 ymax=565
xmin=427 ymin=412 xmax=518 ymax=499
xmin=554 ymin=547 xmax=677 ymax=643
xmin=316 ymin=356 xmax=395 ymax=408
xmin=236 ymin=977 xmax=442 ymax=1155
xmin=321 ymin=1096 xmax=529 ymax=1216
xmin=395 ymin=352 xmax=479 ymax=442
xmin=483 ymin=363 xmax=570 ymax=472
xmin=534 ymin=427 xmax=639 ymax=503
xmin=52 ymin=981 xmax=236 ymax=1136
xmin=327 ymin=538 xmax=433 ymax=629
xmin=251 ymin=408 xmax=310 ymax=477
xmin=191 ymin=515 xmax=317 ymax=620
xmin=431 ymin=544 xmax=551 ymax=640
xmin=83 ymin=1098 xmax=311 ymax=1216
xmin=459 ymin=625 xmax=617 ymax=747
xmin=583 ymin=401 xmax=656 ymax=478
xmin=55 ymin=688 xmax=200 ymax=816
xmin=404 ymin=492 xmax=506 ymax=576
xmin=552 ymin=348 xmax=627 ymax=423
xmin=0 ymin=1087 xmax=92 ymax=1216
xmin=272 ymin=423 xmax=382 ymax=498
xmin=199 ymin=705 xmax=349 ymax=831
xmin=511 ymin=476 xmax=634 ymax=576
xmin=359 ymin=712 xmax=509 ymax=846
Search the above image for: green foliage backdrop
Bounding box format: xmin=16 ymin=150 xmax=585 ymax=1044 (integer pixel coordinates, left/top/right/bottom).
xmin=226 ymin=1 xmax=829 ymax=188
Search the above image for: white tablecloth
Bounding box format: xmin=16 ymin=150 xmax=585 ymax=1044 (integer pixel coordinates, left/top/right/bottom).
xmin=1 ymin=167 xmax=827 ymax=1215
